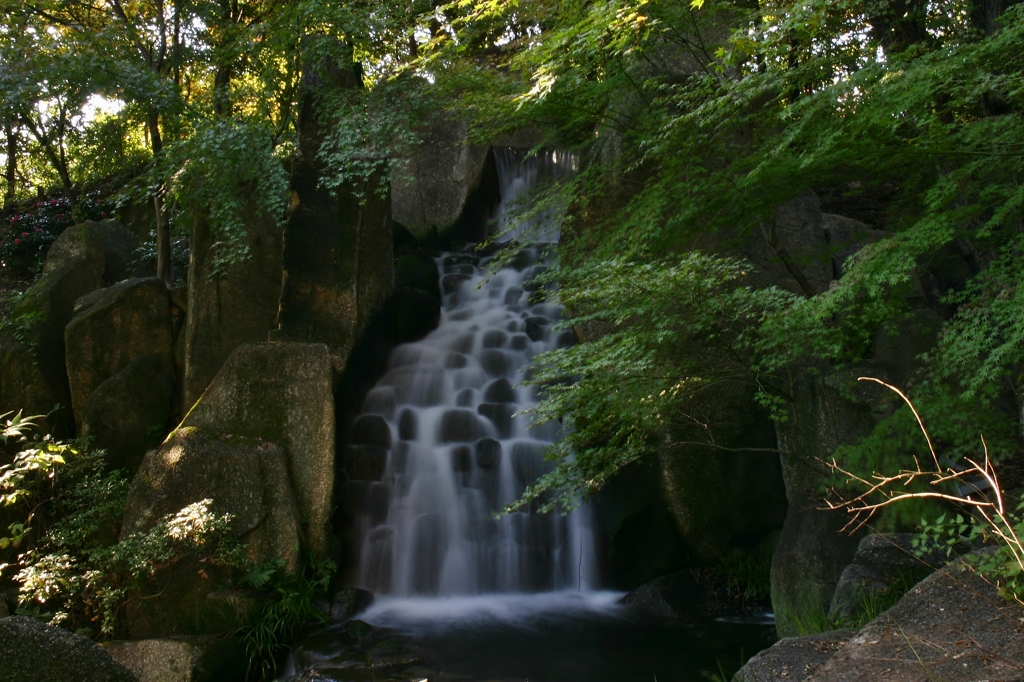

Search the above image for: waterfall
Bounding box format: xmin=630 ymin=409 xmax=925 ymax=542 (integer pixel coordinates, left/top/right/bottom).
xmin=351 ymin=148 xmax=595 ymax=596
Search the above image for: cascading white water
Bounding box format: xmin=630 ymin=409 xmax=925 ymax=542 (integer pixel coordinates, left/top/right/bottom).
xmin=351 ymin=148 xmax=595 ymax=596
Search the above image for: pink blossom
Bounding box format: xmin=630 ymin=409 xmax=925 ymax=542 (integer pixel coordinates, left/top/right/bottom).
xmin=14 ymin=239 xmax=20 ymax=245
xmin=101 ymin=212 xmax=108 ymax=218
xmin=21 ymin=232 xmax=28 ymax=237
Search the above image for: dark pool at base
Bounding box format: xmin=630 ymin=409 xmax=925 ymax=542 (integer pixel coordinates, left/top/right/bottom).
xmin=287 ymin=592 xmax=776 ymax=682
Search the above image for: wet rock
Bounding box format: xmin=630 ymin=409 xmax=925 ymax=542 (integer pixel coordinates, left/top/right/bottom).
xmin=390 ymin=442 xmax=410 ymax=473
xmin=346 ymin=445 xmax=388 ymax=481
xmin=397 ymin=409 xmax=417 ymax=440
xmin=78 ymin=354 xmax=174 ymax=472
xmin=366 ymin=483 xmax=390 ymax=526
xmin=618 ymin=571 xmax=710 ymax=620
xmin=478 ymin=349 xmax=512 ymax=377
xmin=438 ymin=409 xmax=487 ymax=443
xmin=477 ymin=403 xmax=514 ymax=438
xmin=483 ymin=378 xmax=516 ymax=404
xmin=0 ymin=615 xmax=137 ymax=682
xmin=475 ymin=438 xmax=502 ymax=470
xmin=511 ymin=441 xmax=552 ymax=484
xmin=556 ymin=329 xmax=576 ymax=348
xmin=455 ymin=388 xmax=476 ymax=407
xmin=443 ymin=353 xmax=468 ymax=371
xmin=384 ymin=366 xmax=446 ymax=406
xmin=362 ymin=387 xmax=396 ymax=419
xmin=734 ymin=630 xmax=855 ymax=682
xmin=443 ymin=263 xmax=474 ymax=276
xmin=65 ymin=277 xmax=173 ymax=427
xmin=330 ymin=588 xmax=375 ymax=621
xmin=390 ymin=288 xmax=441 ymax=343
xmin=104 ymin=636 xmax=247 ymax=682
xmin=442 ymin=273 xmax=468 ymax=295
xmin=451 ymin=444 xmax=473 ymax=473
xmin=524 ymin=316 xmax=550 ymax=342
xmin=504 ymin=286 xmax=525 ymax=305
xmin=508 ymin=334 xmax=530 ymax=351
xmin=510 ymin=248 xmax=537 ymax=271
xmin=352 ymin=415 xmax=392 ymax=449
xmin=482 ymin=329 xmax=508 ymax=349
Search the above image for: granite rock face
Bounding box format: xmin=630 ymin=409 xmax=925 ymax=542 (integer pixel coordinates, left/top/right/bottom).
xmin=121 ymin=426 xmax=301 ymax=637
xmin=808 ymin=556 xmax=1024 ymax=682
xmin=104 ymin=636 xmax=246 ymax=682
xmin=0 ymin=222 xmax=107 ymax=432
xmin=734 ymin=630 xmax=856 ymax=682
xmin=65 ymin=277 xmax=173 ymax=426
xmin=181 ymin=207 xmax=285 ymax=412
xmin=180 ymin=342 xmax=335 ymax=560
xmin=391 ymin=113 xmax=493 ymax=241
xmin=78 ymin=354 xmax=175 ymax=472
xmin=273 ymin=38 xmax=392 ymax=365
xmin=827 ymin=533 xmax=946 ymax=625
xmin=0 ymin=615 xmax=137 ymax=682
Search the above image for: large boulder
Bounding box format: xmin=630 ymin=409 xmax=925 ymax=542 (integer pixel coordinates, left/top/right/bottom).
xmin=122 ymin=426 xmax=301 ymax=568
xmin=0 ymin=615 xmax=137 ymax=682
xmin=809 ymin=555 xmax=1024 ymax=681
xmin=827 ymin=533 xmax=945 ymax=625
xmin=734 ymin=630 xmax=856 ymax=682
xmin=64 ymin=278 xmax=173 ymax=427
xmin=121 ymin=426 xmax=302 ymax=637
xmin=104 ymin=636 xmax=246 ymax=682
xmin=181 ymin=207 xmax=284 ymax=412
xmin=617 ymin=570 xmax=709 ymax=620
xmin=78 ymin=355 xmax=175 ymax=472
xmin=180 ymin=342 xmax=335 ymax=560
xmin=391 ymin=113 xmax=495 ymax=242
xmin=0 ymin=222 xmax=107 ymax=433
xmin=273 ymin=39 xmax=393 ymax=365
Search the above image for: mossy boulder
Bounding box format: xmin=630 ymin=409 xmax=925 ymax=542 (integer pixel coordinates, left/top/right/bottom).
xmin=78 ymin=355 xmax=175 ymax=472
xmin=64 ymin=277 xmax=173 ymax=427
xmin=180 ymin=342 xmax=335 ymax=560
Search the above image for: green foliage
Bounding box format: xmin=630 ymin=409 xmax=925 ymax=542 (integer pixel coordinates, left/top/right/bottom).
xmin=511 ymin=253 xmax=798 ymax=512
xmin=914 ymin=501 xmax=1024 ymax=604
xmin=157 ymin=117 xmax=290 ymax=275
xmin=236 ymin=557 xmax=334 ymax=680
xmin=707 ymin=546 xmax=773 ymax=605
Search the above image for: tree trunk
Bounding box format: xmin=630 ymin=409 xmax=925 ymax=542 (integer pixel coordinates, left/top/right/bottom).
xmin=148 ymin=108 xmax=172 ymax=286
xmin=865 ymin=0 xmax=931 ymax=54
xmin=4 ymin=121 xmax=16 ymax=208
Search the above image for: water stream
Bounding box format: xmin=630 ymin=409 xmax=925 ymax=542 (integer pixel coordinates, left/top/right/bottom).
xmin=286 ymin=149 xmax=775 ymax=681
